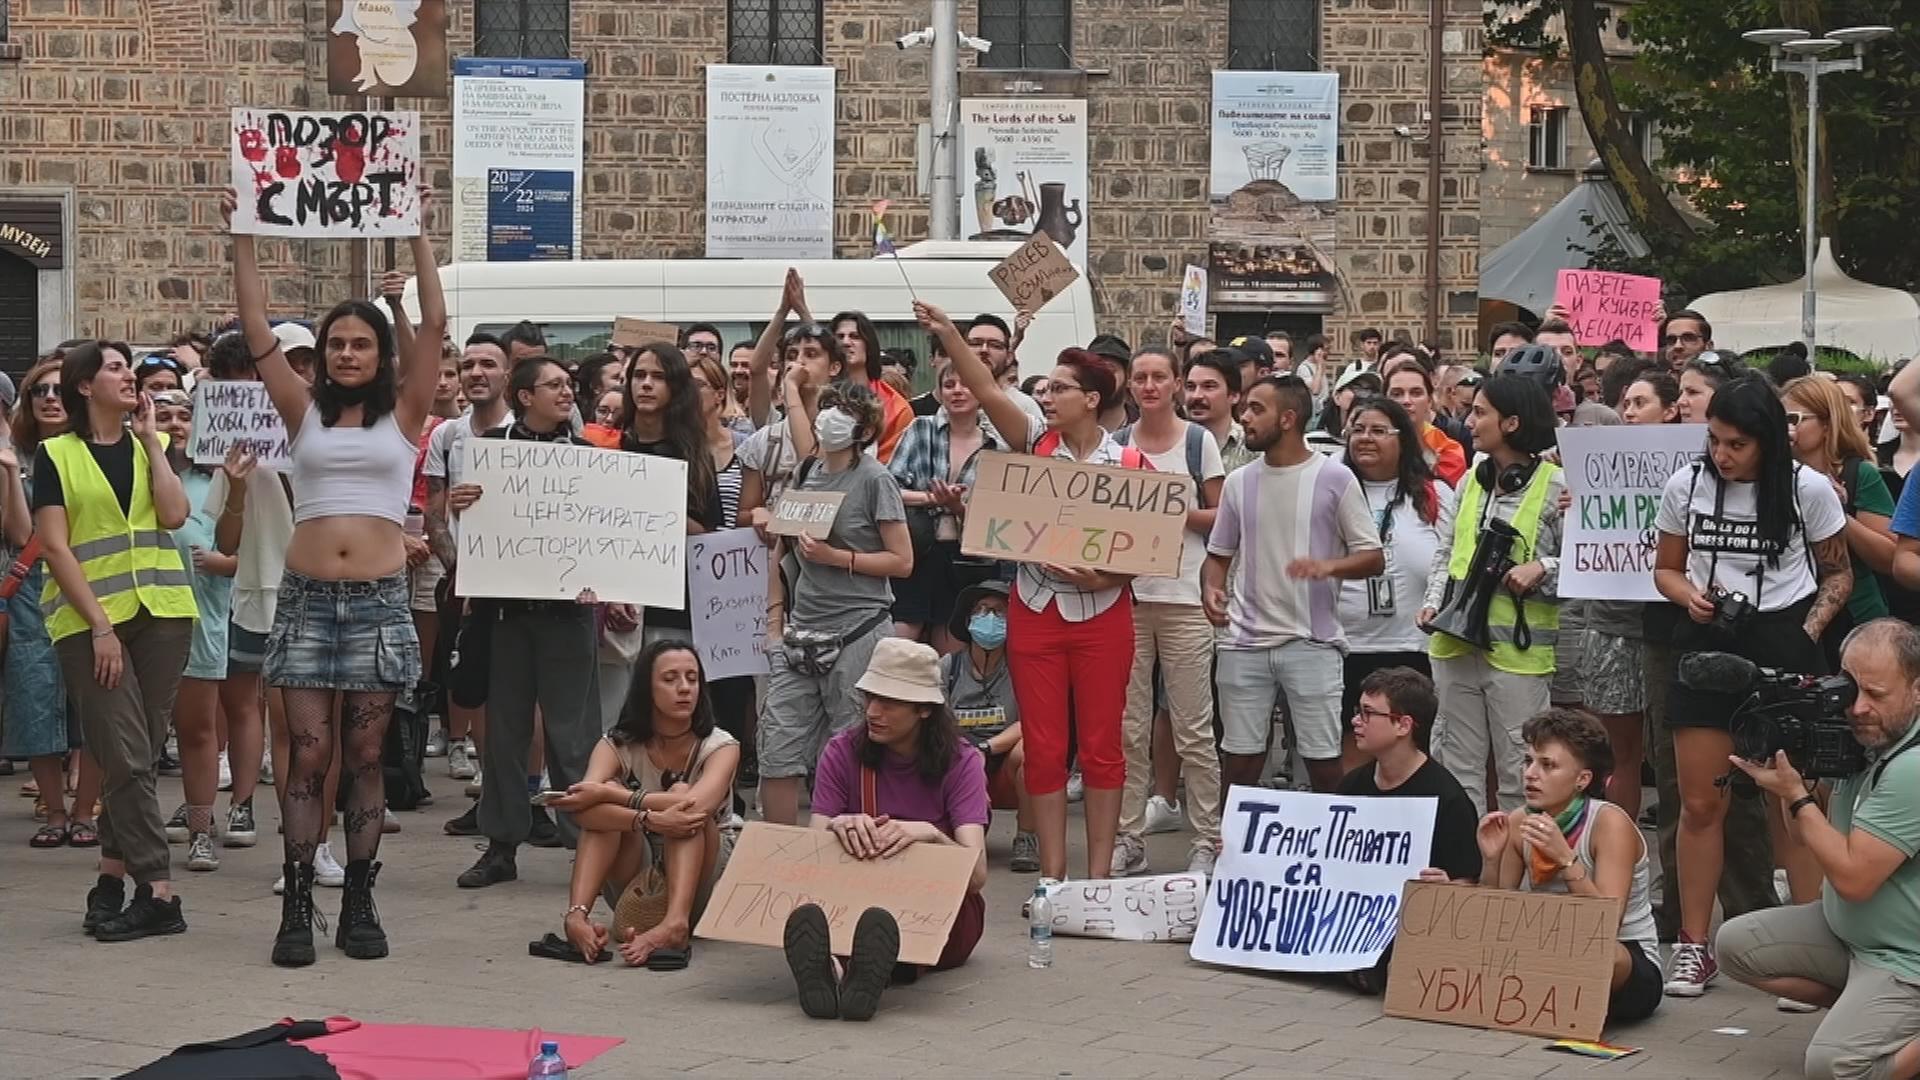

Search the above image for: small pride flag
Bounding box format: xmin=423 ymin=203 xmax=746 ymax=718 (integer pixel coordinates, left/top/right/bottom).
xmin=872 ymin=199 xmax=897 ymax=256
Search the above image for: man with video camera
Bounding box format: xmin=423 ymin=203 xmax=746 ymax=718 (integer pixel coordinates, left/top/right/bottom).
xmin=1718 ymin=618 xmax=1920 ymax=1080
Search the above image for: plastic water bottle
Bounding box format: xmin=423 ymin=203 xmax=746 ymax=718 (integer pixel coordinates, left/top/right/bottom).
xmin=527 ymin=1041 xmax=569 ymax=1080
xmin=1028 ymin=884 xmax=1054 ymax=969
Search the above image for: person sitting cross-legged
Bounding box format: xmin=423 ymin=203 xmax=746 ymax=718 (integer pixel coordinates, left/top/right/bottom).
xmin=548 ymin=641 xmax=740 ymax=969
xmin=781 ymin=637 xmax=989 ymax=1021
xmin=1476 ymin=708 xmax=1663 ymax=1024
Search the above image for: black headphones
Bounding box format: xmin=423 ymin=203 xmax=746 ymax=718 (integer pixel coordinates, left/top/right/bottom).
xmin=1475 ymin=456 xmax=1539 ymax=495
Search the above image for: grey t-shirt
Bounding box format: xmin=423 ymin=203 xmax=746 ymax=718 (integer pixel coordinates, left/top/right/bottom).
xmin=788 ymin=455 xmax=905 ymax=633
xmin=941 ymin=652 xmax=1019 ymax=746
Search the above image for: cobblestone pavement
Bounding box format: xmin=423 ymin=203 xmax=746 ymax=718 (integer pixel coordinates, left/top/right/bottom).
xmin=0 ymin=767 xmax=1820 ymax=1078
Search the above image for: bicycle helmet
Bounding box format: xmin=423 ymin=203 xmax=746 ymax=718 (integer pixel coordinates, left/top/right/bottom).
xmin=1494 ymin=343 xmax=1566 ymax=390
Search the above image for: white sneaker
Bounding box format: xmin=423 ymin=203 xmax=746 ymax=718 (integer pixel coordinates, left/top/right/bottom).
xmin=465 ymin=773 xmax=484 ymax=799
xmin=382 ymin=807 xmax=402 ymax=834
xmin=424 ymin=728 xmax=449 ymax=758
xmin=1065 ymin=770 xmax=1084 ymax=803
xmin=1777 ymin=996 xmax=1819 ymax=1013
xmin=1110 ymin=833 xmax=1149 ymax=876
xmin=216 ymin=751 xmax=233 ymax=792
xmin=314 ymin=842 xmax=346 ymax=887
xmin=260 ymin=745 xmax=274 ymax=786
xmin=1142 ymin=795 xmax=1183 ymax=835
xmin=165 ymin=803 xmax=190 ymax=844
xmin=1774 ymin=868 xmax=1792 ymax=905
xmin=1187 ymin=845 xmax=1218 ymax=877
xmin=448 ymin=739 xmax=477 ymax=781
xmin=272 ymin=871 xmax=284 ymax=895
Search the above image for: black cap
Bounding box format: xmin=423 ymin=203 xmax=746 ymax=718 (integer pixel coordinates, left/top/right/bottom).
xmin=1224 ymin=334 xmax=1276 ymax=371
xmin=1087 ymin=334 xmax=1131 ymax=366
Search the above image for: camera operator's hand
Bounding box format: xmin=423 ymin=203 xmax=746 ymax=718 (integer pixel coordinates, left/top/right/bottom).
xmin=1685 ymin=588 xmax=1717 ymax=625
xmin=1729 ymin=750 xmax=1809 ymax=800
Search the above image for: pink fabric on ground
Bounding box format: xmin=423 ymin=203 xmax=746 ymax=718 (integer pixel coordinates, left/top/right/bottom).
xmin=286 ymin=1017 xmax=624 ymax=1080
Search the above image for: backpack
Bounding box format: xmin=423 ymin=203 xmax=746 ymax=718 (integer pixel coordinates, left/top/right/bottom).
xmin=382 ymin=682 xmax=433 ymax=811
xmin=1113 ymin=421 xmax=1209 ymax=507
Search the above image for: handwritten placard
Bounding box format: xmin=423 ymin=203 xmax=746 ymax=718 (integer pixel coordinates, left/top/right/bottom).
xmin=687 ymin=528 xmax=771 ymax=680
xmin=231 ymin=108 xmax=422 ymax=238
xmin=456 ymin=440 xmax=688 ymax=607
xmin=611 ymin=317 xmax=681 ymax=350
xmin=1555 ymin=424 xmax=1703 ymax=601
xmin=767 ymin=490 xmax=845 ymax=540
xmin=1042 ymin=873 xmax=1207 ymax=943
xmin=693 ymin=822 xmax=976 ymax=965
xmin=1384 ymin=882 xmax=1623 ymax=1041
xmin=1180 ymin=264 xmax=1209 ymax=338
xmin=1189 ymin=785 xmax=1436 ymax=973
xmin=988 ymin=233 xmax=1080 ymax=316
xmin=189 ymin=381 xmax=291 ymax=471
xmin=960 ymin=451 xmax=1191 ymax=578
xmin=1554 ymin=270 xmax=1662 ymax=353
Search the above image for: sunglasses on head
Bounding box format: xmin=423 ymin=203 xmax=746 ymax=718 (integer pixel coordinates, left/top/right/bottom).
xmin=137 ymin=355 xmax=182 ymax=372
xmin=782 ymin=322 xmax=829 ymax=346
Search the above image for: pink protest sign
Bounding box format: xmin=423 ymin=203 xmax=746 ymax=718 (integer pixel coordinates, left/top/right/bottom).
xmin=1554 ymin=270 xmax=1662 ymax=353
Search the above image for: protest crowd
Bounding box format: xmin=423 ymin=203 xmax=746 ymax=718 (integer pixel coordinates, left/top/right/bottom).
xmin=7 ymin=208 xmax=1920 ymax=1079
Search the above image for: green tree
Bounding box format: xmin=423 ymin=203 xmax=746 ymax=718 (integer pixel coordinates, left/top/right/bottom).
xmin=1488 ymin=0 xmax=1920 ymax=300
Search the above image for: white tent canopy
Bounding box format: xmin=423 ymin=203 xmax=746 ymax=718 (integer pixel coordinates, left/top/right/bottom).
xmin=1689 ymin=239 xmax=1920 ymax=362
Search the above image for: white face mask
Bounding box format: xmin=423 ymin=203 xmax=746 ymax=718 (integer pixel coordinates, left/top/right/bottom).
xmin=814 ymin=407 xmax=858 ymax=451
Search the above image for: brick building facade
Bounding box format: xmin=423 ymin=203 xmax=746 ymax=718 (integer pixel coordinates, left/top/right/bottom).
xmin=0 ymin=0 xmax=1481 ymax=370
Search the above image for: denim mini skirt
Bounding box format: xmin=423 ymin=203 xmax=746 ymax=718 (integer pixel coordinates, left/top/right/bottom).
xmin=265 ymin=568 xmax=421 ymax=693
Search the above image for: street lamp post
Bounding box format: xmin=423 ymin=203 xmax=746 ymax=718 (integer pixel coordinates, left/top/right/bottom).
xmin=1741 ymin=25 xmax=1891 ymax=354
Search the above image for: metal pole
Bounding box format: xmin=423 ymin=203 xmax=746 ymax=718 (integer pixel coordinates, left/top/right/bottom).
xmin=928 ymin=0 xmax=959 ymax=241
xmin=1801 ymin=62 xmax=1819 ymax=352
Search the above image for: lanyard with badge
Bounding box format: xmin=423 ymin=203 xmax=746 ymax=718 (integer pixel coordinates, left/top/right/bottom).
xmin=1365 ymin=487 xmax=1398 ymax=617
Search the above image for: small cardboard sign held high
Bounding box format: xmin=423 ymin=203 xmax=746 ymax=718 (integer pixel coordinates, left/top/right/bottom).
xmin=694 ymin=822 xmax=976 ymax=965
xmin=989 ymin=233 xmax=1079 ymax=315
xmin=611 ymin=317 xmax=682 ymax=350
xmin=1384 ymin=881 xmax=1624 ymax=1041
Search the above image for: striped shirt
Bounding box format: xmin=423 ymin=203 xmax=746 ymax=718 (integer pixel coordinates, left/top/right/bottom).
xmin=1207 ymin=453 xmax=1381 ymax=651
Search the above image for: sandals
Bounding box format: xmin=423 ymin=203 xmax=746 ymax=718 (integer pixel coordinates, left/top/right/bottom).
xmin=30 ymin=823 xmax=67 ymax=849
xmin=645 ymin=943 xmax=691 ymax=972
xmin=67 ymin=820 xmax=100 ymax=848
xmin=527 ymin=932 xmax=612 ymax=964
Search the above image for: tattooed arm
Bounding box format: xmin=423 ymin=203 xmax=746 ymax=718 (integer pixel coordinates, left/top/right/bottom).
xmin=425 ymin=476 xmax=457 ymax=570
xmin=1803 ymin=533 xmax=1854 ymax=642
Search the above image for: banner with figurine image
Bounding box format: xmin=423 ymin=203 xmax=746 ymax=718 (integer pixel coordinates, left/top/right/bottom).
xmin=956 ymin=97 xmax=1089 ymax=268
xmin=1207 ymin=71 xmax=1339 ymax=308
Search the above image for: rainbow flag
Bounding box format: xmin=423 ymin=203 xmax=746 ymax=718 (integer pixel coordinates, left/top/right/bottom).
xmin=1546 ymin=1039 xmax=1641 ymax=1061
xmin=872 ymin=199 xmax=897 ymax=256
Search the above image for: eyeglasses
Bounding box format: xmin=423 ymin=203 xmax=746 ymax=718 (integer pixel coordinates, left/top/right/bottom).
xmin=30 ymin=382 xmax=61 ymax=399
xmin=967 ymin=337 xmax=1010 ymax=351
xmin=1043 ymin=381 xmax=1084 ymax=395
xmin=1347 ymin=424 xmax=1398 ymax=440
xmin=1353 ymin=704 xmax=1399 ymax=724
xmin=534 ymin=378 xmax=573 ymax=393
xmin=594 ymin=405 xmax=621 ymax=423
xmin=684 ymin=340 xmax=720 ymax=355
xmin=1785 ymin=411 xmax=1809 ymax=427
xmin=1668 ymin=332 xmax=1705 ymax=345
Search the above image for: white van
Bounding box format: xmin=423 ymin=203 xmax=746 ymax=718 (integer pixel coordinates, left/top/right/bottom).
xmin=405 ymin=241 xmax=1096 ymax=384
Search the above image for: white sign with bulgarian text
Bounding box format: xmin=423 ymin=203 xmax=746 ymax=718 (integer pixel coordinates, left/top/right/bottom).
xmin=1555 ymin=424 xmax=1705 ymax=601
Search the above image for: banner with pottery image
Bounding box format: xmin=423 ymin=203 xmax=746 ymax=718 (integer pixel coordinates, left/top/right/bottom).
xmin=956 ymin=98 xmax=1089 ymax=268
xmin=705 ymin=65 xmax=837 ymax=259
xmin=1208 ymin=72 xmax=1339 ymax=309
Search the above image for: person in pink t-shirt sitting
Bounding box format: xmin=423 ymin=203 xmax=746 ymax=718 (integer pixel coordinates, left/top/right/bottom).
xmin=781 ymin=637 xmax=990 ymax=1022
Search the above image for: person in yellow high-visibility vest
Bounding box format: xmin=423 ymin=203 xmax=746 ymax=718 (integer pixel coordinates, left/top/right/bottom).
xmin=31 ymin=341 xmax=197 ymax=943
xmin=1418 ymin=373 xmax=1566 ymax=816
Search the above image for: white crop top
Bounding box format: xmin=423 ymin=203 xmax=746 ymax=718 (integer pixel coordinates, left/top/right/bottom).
xmin=289 ymin=403 xmax=418 ymax=526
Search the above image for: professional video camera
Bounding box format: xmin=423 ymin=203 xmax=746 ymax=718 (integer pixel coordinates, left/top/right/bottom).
xmin=1678 ymin=652 xmax=1866 ymax=779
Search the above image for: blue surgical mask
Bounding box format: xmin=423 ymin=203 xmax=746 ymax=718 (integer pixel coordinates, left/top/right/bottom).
xmin=967 ymin=612 xmax=1007 ymax=650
